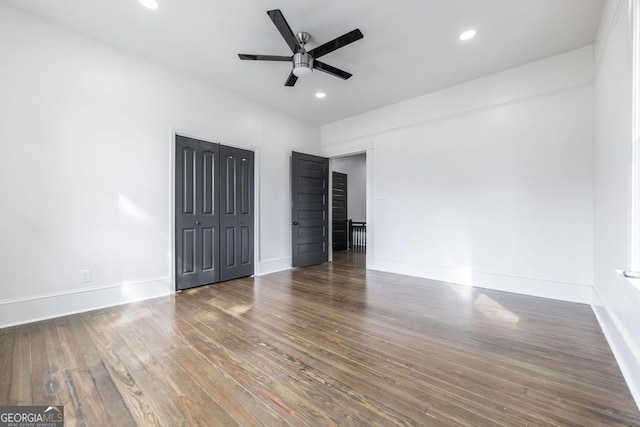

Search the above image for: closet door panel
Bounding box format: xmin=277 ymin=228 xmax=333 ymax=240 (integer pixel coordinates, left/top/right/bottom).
xmin=220 ymin=145 xmax=254 ymax=281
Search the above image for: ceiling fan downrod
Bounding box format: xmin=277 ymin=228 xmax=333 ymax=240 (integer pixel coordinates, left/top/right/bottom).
xmin=293 ymin=32 xmax=313 ymax=77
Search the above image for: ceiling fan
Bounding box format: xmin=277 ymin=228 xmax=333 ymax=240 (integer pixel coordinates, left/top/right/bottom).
xmin=238 ymin=9 xmax=363 ymax=87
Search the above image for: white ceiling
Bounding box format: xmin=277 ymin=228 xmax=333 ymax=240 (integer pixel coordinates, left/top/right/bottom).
xmin=3 ymin=0 xmax=604 ymax=125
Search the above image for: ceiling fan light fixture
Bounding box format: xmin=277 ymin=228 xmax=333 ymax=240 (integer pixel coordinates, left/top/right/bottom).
xmin=292 ymin=52 xmax=313 ymax=77
xmin=293 ymin=66 xmax=313 ymax=78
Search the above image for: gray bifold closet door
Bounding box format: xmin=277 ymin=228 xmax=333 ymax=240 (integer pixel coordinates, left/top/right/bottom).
xmin=220 ymin=145 xmax=255 ymax=282
xmin=175 ymin=135 xmax=254 ymax=290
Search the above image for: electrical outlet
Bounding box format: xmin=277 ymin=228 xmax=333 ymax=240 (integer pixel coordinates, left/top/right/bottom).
xmin=80 ymin=269 xmax=91 ymax=283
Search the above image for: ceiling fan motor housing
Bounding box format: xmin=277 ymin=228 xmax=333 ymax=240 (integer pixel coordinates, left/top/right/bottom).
xmin=293 ymin=52 xmax=314 ymax=77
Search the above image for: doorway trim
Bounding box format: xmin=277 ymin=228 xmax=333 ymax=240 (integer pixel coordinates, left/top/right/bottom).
xmin=322 ymin=141 xmax=374 ymax=264
xmin=169 ymin=128 xmax=261 ymax=292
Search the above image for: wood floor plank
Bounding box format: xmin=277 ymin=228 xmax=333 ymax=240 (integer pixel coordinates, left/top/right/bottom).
xmin=1 ymin=250 xmax=638 ymax=426
xmin=0 ymin=332 xmax=14 ymax=404
xmin=9 ymin=328 xmax=32 ymax=405
xmin=28 ymin=323 xmax=56 ymax=406
xmin=42 ymin=319 xmax=85 ymax=426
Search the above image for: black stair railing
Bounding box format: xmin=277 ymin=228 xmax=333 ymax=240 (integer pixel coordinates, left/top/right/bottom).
xmin=348 ymin=219 xmax=366 ymax=251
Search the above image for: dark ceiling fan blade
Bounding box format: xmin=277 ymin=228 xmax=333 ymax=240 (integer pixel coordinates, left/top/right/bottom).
xmin=238 ymin=54 xmax=292 ymax=61
xmin=313 ymin=60 xmax=352 ymax=80
xmin=308 ymin=29 xmax=363 ymax=59
xmin=267 ymin=9 xmax=300 ymax=54
xmin=284 ymin=71 xmax=298 ymax=87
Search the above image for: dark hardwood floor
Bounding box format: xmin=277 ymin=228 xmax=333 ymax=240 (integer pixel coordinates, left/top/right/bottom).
xmin=1 ymin=250 xmax=639 ymax=426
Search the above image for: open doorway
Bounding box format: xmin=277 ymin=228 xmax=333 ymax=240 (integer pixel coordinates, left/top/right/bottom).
xmin=332 ymin=153 xmax=367 ymax=254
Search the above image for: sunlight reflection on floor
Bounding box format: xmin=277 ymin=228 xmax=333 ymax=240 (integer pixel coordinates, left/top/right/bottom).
xmin=473 ymin=293 xmax=520 ymax=326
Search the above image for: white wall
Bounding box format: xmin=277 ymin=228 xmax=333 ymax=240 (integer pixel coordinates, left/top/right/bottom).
xmin=332 ymin=154 xmax=366 ymax=222
xmin=0 ymin=3 xmax=319 ymax=327
xmin=321 ymin=46 xmax=595 ymax=303
xmin=591 ymin=0 xmax=640 ymax=408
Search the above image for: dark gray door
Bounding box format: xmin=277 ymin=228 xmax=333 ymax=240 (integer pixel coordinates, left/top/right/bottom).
xmin=332 ymin=171 xmax=348 ymax=251
xmin=291 ymin=152 xmax=329 ymax=267
xmin=220 ymin=145 xmax=255 ymax=281
xmin=175 ymin=136 xmax=220 ymax=290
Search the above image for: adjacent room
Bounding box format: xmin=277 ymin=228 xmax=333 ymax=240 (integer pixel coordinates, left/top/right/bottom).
xmin=1 ymin=0 xmax=640 ymax=424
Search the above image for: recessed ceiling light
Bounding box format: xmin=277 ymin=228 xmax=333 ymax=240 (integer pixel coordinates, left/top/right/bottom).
xmin=459 ymin=29 xmax=476 ymax=41
xmin=315 ymin=92 xmax=326 ymax=99
xmin=139 ymin=0 xmax=159 ymax=10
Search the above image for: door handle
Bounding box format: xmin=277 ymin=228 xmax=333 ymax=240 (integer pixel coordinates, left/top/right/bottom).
xmin=238 ymin=220 xmax=243 ymax=224
xmin=195 ymin=221 xmax=201 ymax=225
xmin=292 ymin=221 xmax=299 ymax=226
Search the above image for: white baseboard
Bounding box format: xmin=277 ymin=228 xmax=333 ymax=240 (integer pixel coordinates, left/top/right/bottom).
xmin=591 ymin=288 xmax=640 ymax=411
xmin=0 ymin=278 xmax=170 ymax=328
xmin=258 ymin=257 xmax=292 ymax=276
xmin=368 ymin=257 xmax=593 ymax=304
